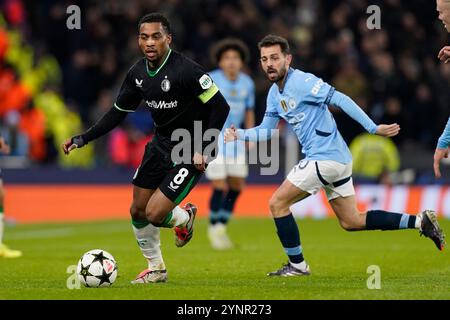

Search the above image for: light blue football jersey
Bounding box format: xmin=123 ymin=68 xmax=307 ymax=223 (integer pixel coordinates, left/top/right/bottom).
xmin=437 ymin=117 xmax=450 ymax=149
xmin=266 ymin=68 xmax=352 ymax=164
xmin=209 ymin=69 xmax=255 ymax=157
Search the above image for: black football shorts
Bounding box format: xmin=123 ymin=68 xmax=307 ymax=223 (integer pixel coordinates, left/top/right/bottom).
xmin=132 ymin=140 xmax=203 ymax=205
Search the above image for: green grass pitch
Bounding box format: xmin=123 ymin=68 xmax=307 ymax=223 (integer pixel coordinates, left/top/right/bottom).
xmin=0 ymin=218 xmax=449 ymax=300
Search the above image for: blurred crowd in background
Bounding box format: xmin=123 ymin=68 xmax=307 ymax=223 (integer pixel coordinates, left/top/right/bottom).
xmin=0 ymin=0 xmax=449 ymax=183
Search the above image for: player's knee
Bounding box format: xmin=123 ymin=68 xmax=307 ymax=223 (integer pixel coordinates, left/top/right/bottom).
xmin=130 ymin=203 xmax=146 ymax=221
xmin=145 ymin=208 xmax=165 ymax=226
xmin=228 ymin=179 xmax=244 ymax=191
xmin=269 ymin=196 xmax=285 ymax=217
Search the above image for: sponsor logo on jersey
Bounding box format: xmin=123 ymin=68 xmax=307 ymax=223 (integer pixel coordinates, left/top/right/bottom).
xmin=311 ymin=79 xmax=324 ymax=95
xmin=145 ymin=100 xmax=178 ymax=109
xmin=199 ymin=74 xmax=213 ymax=89
xmin=135 ymin=78 xmax=143 ymax=88
xmin=161 ymin=76 xmax=171 ymax=92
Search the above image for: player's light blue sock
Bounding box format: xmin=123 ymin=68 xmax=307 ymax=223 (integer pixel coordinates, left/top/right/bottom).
xmin=218 ymin=189 xmax=240 ymax=224
xmin=366 ymin=210 xmax=417 ymax=230
xmin=274 ymin=213 xmax=304 ymax=264
xmin=209 ymin=188 xmax=223 ymax=225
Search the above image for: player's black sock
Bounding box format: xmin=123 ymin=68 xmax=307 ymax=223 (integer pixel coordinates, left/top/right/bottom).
xmin=209 ymin=188 xmax=223 ymax=225
xmin=218 ymin=189 xmax=240 ymax=224
xmin=274 ymin=213 xmax=304 ymax=263
xmin=366 ymin=210 xmax=416 ymax=230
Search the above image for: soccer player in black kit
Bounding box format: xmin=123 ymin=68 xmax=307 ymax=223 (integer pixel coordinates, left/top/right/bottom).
xmin=63 ymin=13 xmax=230 ymax=284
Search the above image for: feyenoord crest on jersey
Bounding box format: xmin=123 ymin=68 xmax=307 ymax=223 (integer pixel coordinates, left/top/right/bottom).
xmin=161 ymin=77 xmax=171 ymax=92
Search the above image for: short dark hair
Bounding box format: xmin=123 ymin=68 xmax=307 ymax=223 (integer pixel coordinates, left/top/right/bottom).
xmin=210 ymin=38 xmax=250 ymax=65
xmin=258 ymin=34 xmax=290 ymax=55
xmin=138 ymin=13 xmax=171 ymax=34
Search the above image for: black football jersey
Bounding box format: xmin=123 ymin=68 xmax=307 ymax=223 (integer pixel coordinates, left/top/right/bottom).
xmin=114 ymin=49 xmax=219 ymax=149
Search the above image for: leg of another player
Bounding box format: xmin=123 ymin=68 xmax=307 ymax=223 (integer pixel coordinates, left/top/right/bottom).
xmin=0 ymin=179 xmax=22 ymax=258
xmin=267 ymin=179 xmax=311 ymax=275
xmin=209 ymin=179 xmax=226 ymax=225
xmin=130 ymin=186 xmax=166 ymax=273
xmin=210 ymin=177 xmax=243 ymax=250
xmin=330 ymin=195 xmax=445 ymax=250
xmin=219 ymin=176 xmax=244 ymax=224
xmin=208 ymin=179 xmax=231 ymax=250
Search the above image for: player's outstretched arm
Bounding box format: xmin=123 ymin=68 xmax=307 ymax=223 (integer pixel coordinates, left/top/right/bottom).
xmin=329 ymin=90 xmax=379 ymax=134
xmin=330 ymin=90 xmax=401 ymax=137
xmin=224 ymin=115 xmax=279 ymax=143
xmin=433 ymin=117 xmax=450 ymax=178
xmin=62 ymin=106 xmax=128 ymax=155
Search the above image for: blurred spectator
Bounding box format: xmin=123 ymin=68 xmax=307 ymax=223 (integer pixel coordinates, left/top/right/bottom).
xmin=0 ymin=68 xmax=30 ymax=116
xmin=0 ymin=110 xmax=29 ymax=157
xmin=19 ymin=101 xmax=46 ymax=162
xmin=108 ymin=122 xmax=152 ymax=169
xmin=350 ymin=132 xmax=400 ymax=184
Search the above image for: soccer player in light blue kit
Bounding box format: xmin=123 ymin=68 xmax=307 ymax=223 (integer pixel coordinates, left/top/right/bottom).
xmin=225 ymin=35 xmax=445 ymax=276
xmin=434 ymin=118 xmax=450 ymax=178
xmin=205 ymin=38 xmax=255 ymax=249
xmin=434 ymin=0 xmax=450 ymax=178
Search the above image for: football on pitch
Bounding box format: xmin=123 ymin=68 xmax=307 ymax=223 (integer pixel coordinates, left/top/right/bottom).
xmin=76 ymin=249 xmax=118 ymax=287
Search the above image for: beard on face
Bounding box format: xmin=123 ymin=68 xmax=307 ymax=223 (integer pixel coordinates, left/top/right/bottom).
xmin=266 ymin=65 xmax=287 ymax=83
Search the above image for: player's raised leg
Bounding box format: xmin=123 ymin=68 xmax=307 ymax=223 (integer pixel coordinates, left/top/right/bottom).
xmin=130 ymin=185 xmax=168 ymax=284
xmin=148 ymin=163 xmax=202 ymax=247
xmin=329 ymin=195 xmax=446 ymax=250
xmin=267 ymin=178 xmax=311 ymax=276
xmin=145 ymin=188 xmax=196 ymax=248
xmin=0 ymin=179 xmax=22 ymax=259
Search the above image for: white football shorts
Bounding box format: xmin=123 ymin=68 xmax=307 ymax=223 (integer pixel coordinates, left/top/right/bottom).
xmin=287 ymin=159 xmax=355 ymax=200
xmin=205 ymin=154 xmax=248 ymax=180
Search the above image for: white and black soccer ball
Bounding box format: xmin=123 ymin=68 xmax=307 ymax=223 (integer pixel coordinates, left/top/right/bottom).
xmin=76 ymin=249 xmax=118 ymax=288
